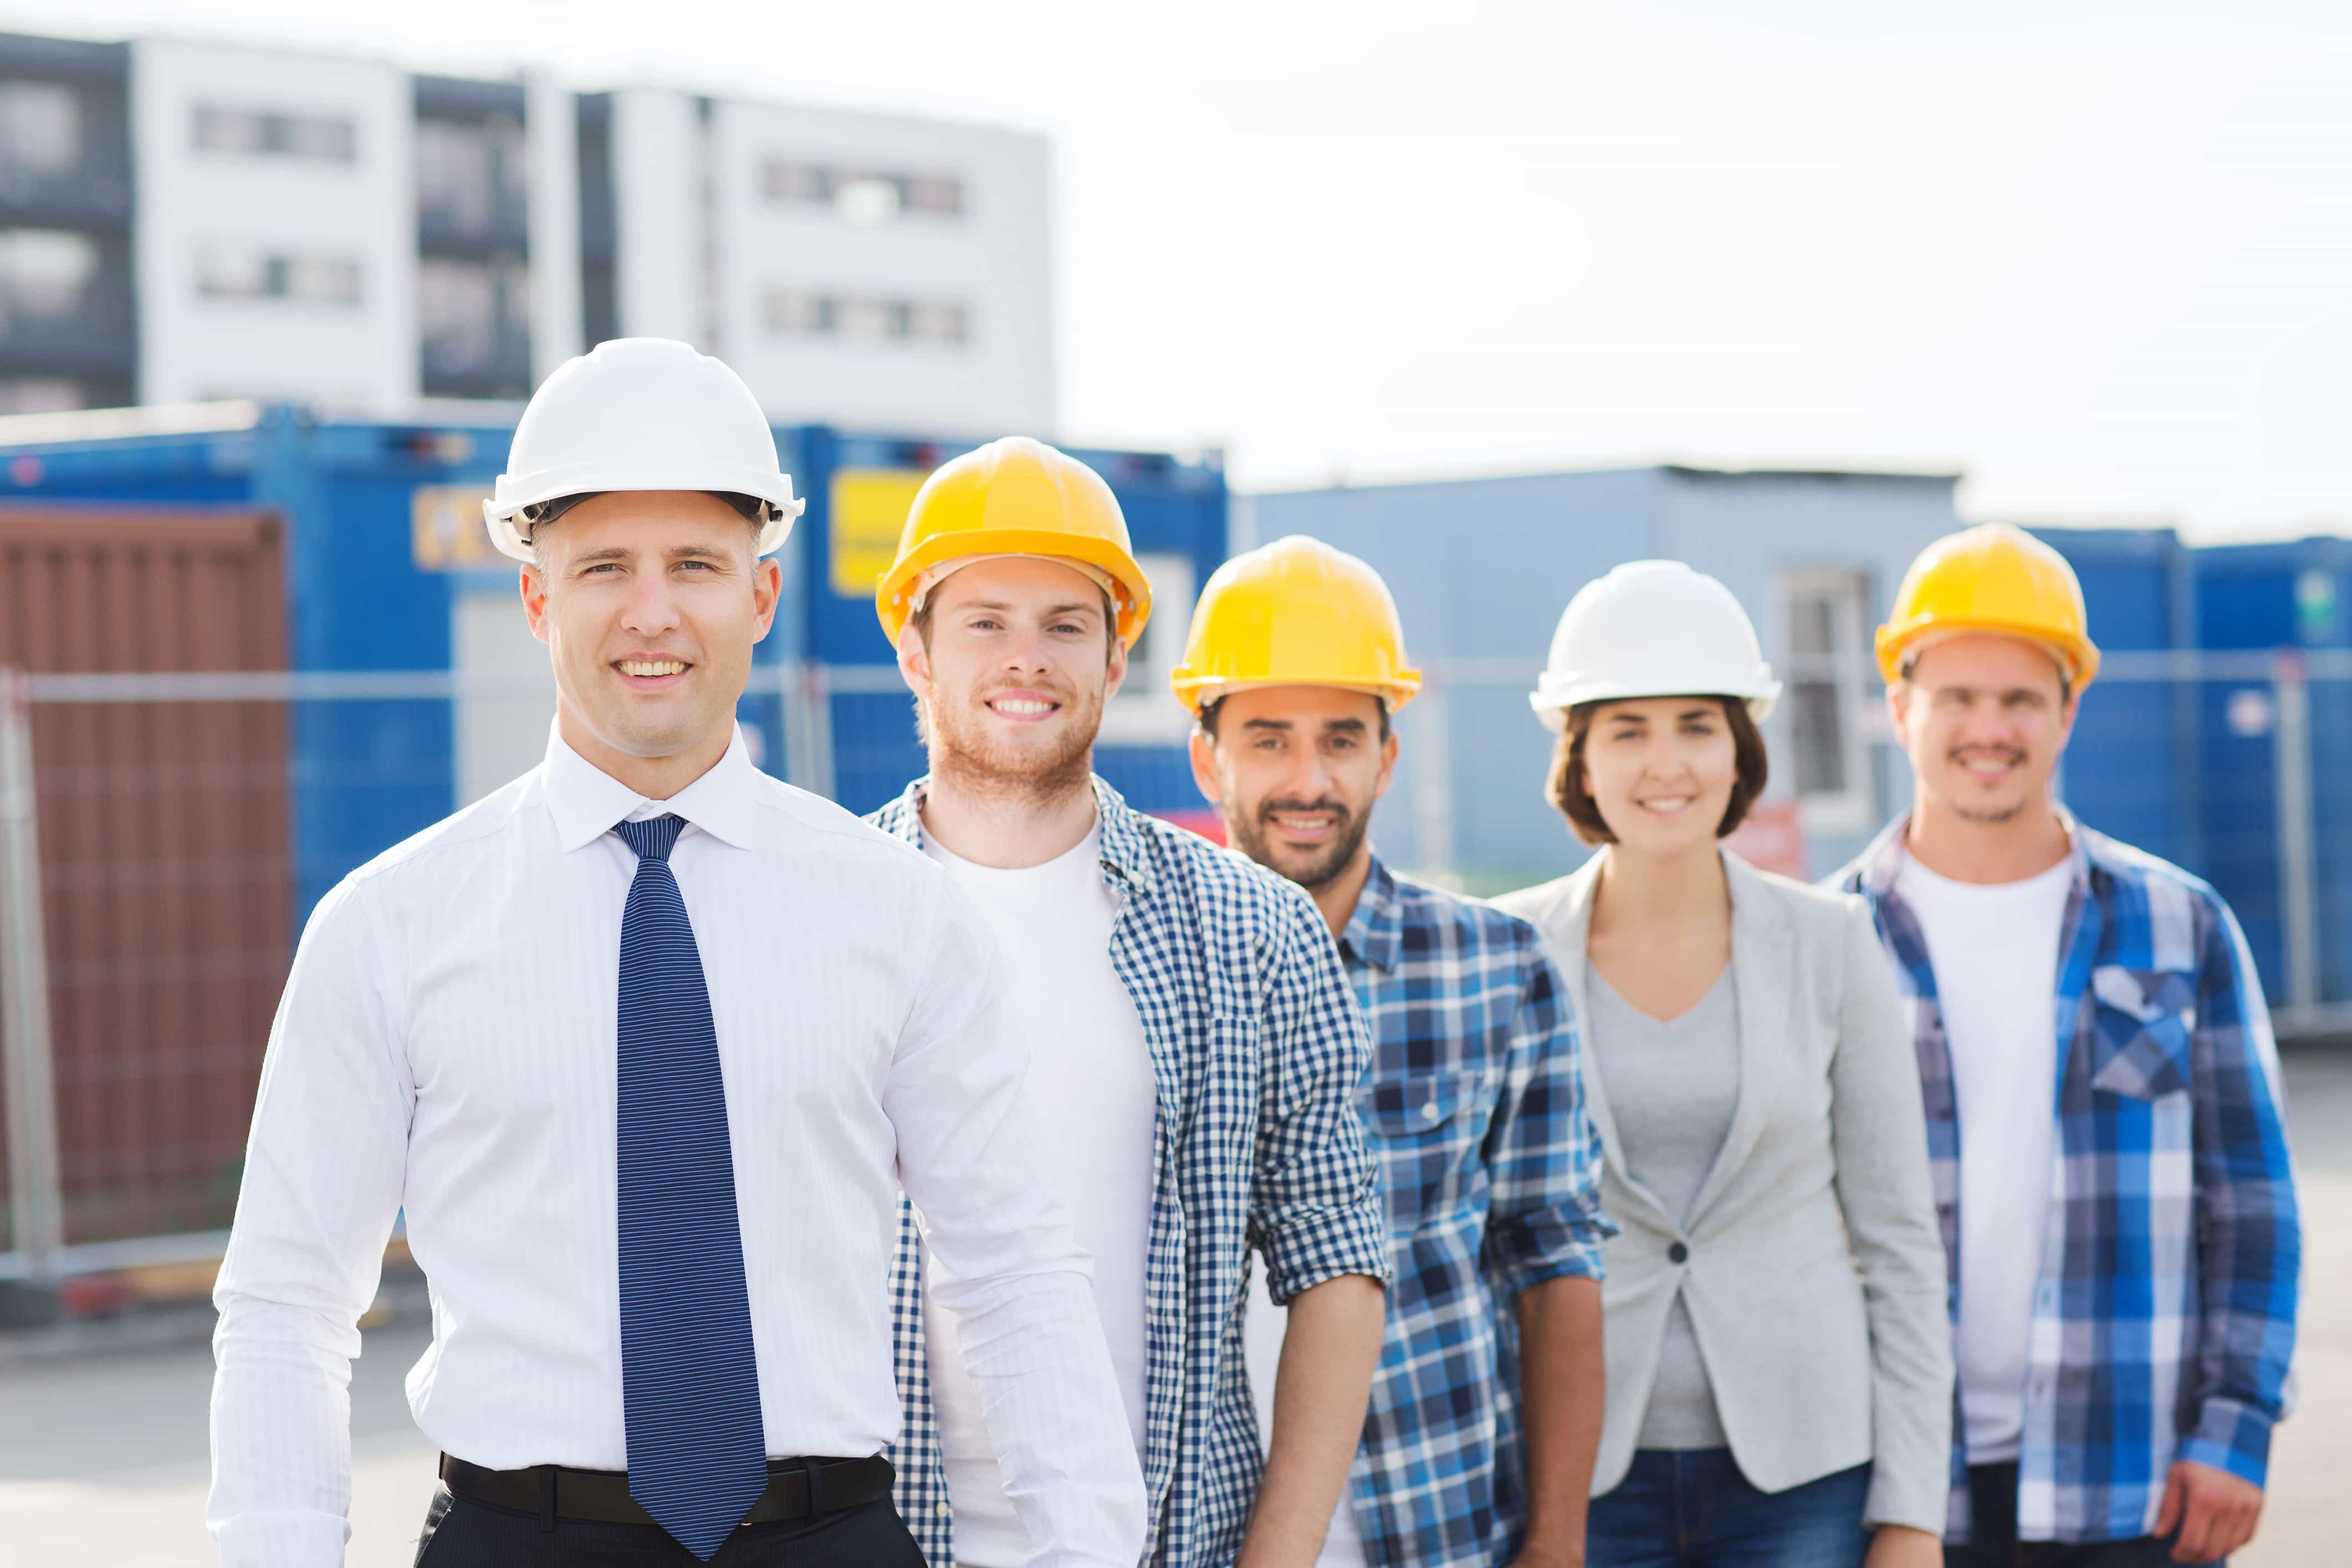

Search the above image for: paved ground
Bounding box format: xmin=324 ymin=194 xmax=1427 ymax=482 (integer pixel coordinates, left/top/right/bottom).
xmin=4 ymin=1048 xmax=2348 ymax=1565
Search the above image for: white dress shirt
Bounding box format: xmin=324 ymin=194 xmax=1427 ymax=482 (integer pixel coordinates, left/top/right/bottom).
xmin=208 ymin=722 xmax=1146 ymax=1568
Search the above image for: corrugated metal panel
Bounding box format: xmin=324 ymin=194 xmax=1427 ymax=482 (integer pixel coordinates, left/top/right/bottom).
xmin=0 ymin=505 xmax=291 ymax=1246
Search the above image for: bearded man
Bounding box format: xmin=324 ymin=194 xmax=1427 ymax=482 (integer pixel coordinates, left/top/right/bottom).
xmin=866 ymin=439 xmax=1392 ymax=1568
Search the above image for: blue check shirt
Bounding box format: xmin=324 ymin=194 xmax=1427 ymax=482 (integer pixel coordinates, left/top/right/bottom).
xmin=1334 ymin=858 xmax=1613 ymax=1568
xmin=1834 ymin=818 xmax=2300 ymax=1544
xmin=870 ymin=777 xmax=1392 ymax=1568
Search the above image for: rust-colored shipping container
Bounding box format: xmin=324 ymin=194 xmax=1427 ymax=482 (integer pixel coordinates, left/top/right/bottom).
xmin=0 ymin=505 xmax=291 ymax=1248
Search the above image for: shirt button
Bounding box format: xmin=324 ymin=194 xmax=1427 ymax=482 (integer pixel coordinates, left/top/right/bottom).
xmin=934 ymin=1502 xmax=952 ymax=1516
xmin=1420 ymin=1100 xmax=1441 ymax=1123
xmin=1668 ymin=1242 xmax=1689 ymax=1264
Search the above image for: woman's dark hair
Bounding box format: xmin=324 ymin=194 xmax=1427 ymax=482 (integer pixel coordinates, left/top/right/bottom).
xmin=1545 ymin=696 xmax=1770 ymax=847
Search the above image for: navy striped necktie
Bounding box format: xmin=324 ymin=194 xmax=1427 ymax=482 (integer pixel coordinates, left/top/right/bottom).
xmin=612 ymin=813 xmax=766 ymax=1560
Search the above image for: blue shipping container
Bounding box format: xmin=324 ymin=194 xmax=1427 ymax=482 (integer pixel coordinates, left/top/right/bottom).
xmin=0 ymin=406 xmax=1227 ymax=921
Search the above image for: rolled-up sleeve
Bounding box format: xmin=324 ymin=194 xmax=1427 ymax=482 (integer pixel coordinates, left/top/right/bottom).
xmin=2176 ymin=892 xmax=2300 ymax=1489
xmin=209 ymin=877 xmax=412 ymax=1568
xmin=1828 ymin=898 xmax=1954 ymax=1536
xmin=1248 ymin=888 xmax=1390 ymax=1305
xmin=885 ymin=874 xmax=1147 ymax=1568
xmin=1483 ymin=936 xmax=1615 ymax=1298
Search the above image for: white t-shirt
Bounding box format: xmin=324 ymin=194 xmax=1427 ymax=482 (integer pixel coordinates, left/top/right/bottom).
xmin=1244 ymin=1272 xmax=1368 ymax=1567
xmin=1894 ymin=849 xmax=2075 ymax=1464
xmin=922 ymin=826 xmax=1158 ymax=1567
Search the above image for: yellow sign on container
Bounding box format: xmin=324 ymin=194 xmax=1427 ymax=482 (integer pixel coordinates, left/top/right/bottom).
xmin=830 ymin=468 xmax=931 ymax=599
xmin=412 ymin=485 xmax=499 ymax=571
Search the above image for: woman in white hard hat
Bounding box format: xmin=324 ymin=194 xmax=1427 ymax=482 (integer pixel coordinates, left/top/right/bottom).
xmin=1493 ymin=562 xmax=1951 ymax=1568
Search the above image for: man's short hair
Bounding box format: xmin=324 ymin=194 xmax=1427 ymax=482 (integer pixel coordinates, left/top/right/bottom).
xmin=1545 ymin=696 xmax=1768 ymax=847
xmin=1195 ymin=693 xmax=1393 ymax=743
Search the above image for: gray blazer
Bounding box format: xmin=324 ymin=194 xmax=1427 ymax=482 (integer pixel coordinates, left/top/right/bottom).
xmin=1495 ymin=849 xmax=1952 ymax=1535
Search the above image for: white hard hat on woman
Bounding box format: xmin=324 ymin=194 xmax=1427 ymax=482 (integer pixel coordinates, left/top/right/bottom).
xmin=1528 ymin=560 xmax=1780 ymax=730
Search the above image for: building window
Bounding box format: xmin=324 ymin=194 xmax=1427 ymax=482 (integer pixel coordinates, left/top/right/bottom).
xmin=192 ymin=105 xmax=357 ymax=163
xmin=1781 ymin=569 xmax=1876 ymax=834
xmin=417 ymin=116 xmax=526 ymax=235
xmin=420 ymin=256 xmax=529 ymax=383
xmin=760 ymin=160 xmax=964 ymax=221
xmin=0 ymin=228 xmax=98 ymax=325
xmin=196 ymin=244 xmax=362 ymax=306
xmin=763 ymin=289 xmax=969 ymax=346
xmin=0 ymin=81 xmax=80 ymax=178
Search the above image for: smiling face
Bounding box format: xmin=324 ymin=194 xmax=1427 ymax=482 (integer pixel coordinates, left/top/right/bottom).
xmin=1891 ymin=632 xmax=2075 ymax=826
xmin=1190 ymin=684 xmax=1397 ymax=893
xmin=897 ymin=555 xmax=1126 ymax=803
xmin=1573 ymin=696 xmax=1743 ymax=858
xmin=521 ymin=490 xmax=778 ymax=770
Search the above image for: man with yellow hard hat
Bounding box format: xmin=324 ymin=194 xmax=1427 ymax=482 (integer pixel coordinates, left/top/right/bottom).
xmin=1834 ymin=524 xmax=2299 ymax=1567
xmin=866 ymin=441 xmax=1391 ymax=1568
xmin=1177 ymin=535 xmax=1614 ymax=1568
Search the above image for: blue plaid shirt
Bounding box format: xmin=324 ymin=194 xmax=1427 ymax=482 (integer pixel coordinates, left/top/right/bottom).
xmin=1333 ymin=858 xmax=1613 ymax=1568
xmin=1835 ymin=817 xmax=2300 ymax=1544
xmin=870 ymin=777 xmax=1391 ymax=1568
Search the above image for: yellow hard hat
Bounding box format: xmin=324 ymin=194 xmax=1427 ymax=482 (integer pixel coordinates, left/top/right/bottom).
xmin=1170 ymin=534 xmax=1422 ymax=717
xmin=875 ymin=436 xmax=1153 ymax=645
xmin=1875 ymin=522 xmax=2099 ymax=689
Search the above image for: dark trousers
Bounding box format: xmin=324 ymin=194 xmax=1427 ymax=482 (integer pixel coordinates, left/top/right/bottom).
xmin=1587 ymin=1448 xmax=1874 ymax=1568
xmin=411 ymin=1485 xmax=928 ymax=1567
xmin=1944 ymin=1464 xmax=2217 ymax=1568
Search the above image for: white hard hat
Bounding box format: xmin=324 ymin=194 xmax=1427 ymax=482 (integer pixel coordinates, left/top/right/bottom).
xmin=482 ymin=337 xmax=805 ymax=564
xmin=1530 ymin=560 xmax=1781 ymax=732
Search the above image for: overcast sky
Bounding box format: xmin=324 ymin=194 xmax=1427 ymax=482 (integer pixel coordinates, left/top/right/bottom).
xmin=23 ymin=0 xmax=2352 ymax=537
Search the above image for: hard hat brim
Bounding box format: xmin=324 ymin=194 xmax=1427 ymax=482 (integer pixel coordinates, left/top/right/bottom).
xmin=1172 ymin=672 xmax=1422 ymax=719
xmin=877 ymin=527 xmax=1154 ymax=646
xmin=1874 ymin=617 xmax=2099 ymax=690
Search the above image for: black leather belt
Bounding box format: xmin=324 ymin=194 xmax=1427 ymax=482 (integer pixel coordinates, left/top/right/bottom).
xmin=438 ymin=1452 xmax=894 ymax=1529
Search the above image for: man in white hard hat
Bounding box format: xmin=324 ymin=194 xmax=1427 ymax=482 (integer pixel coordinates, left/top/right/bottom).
xmin=208 ymin=340 xmax=1144 ymax=1568
xmin=867 ymin=439 xmax=1391 ymax=1568
xmin=1177 ymin=536 xmax=1615 ymax=1568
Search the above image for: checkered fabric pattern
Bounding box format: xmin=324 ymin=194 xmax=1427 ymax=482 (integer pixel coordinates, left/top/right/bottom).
xmin=870 ymin=777 xmax=1390 ymax=1568
xmin=1834 ymin=817 xmax=2300 ymax=1545
xmin=1334 ymin=858 xmax=1613 ymax=1568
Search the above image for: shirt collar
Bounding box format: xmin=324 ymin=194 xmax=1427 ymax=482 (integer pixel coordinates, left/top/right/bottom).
xmin=872 ymin=773 xmax=1158 ymax=893
xmin=1333 ymin=853 xmax=1402 ymax=973
xmin=541 ymin=719 xmax=761 ymax=853
xmin=1863 ymin=807 xmax=2093 ymax=903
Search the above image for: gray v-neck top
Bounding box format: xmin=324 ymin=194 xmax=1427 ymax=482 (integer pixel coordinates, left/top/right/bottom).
xmin=1588 ymin=965 xmax=1740 ymax=1449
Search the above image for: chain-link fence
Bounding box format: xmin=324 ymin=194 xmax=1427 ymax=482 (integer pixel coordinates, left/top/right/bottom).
xmin=1 ymin=650 xmax=2341 ymax=1282
xmin=1384 ymin=651 xmax=2349 ymax=1035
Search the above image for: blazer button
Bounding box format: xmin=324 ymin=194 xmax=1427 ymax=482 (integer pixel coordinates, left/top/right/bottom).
xmin=1668 ymin=1242 xmax=1689 ymax=1264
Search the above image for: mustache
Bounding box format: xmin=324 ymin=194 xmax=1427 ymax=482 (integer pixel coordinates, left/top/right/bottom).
xmin=1259 ymin=796 xmax=1353 ymax=823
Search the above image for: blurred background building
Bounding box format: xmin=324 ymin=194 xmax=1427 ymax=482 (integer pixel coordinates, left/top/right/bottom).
xmin=0 ymin=27 xmax=1054 ymax=429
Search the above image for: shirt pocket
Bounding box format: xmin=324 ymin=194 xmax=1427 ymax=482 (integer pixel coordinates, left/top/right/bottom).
xmin=2087 ymin=964 xmax=2197 ymax=1101
xmin=1362 ymin=1069 xmax=1491 ymax=1234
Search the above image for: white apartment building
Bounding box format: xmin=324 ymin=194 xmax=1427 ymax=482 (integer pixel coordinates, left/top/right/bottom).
xmin=0 ymin=28 xmax=1056 ymax=433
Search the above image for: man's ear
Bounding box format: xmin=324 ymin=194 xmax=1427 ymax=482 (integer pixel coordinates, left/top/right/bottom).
xmin=1101 ymin=629 xmax=1130 ymax=703
xmin=1188 ymin=726 xmax=1225 ymax=808
xmin=521 ymin=565 xmax=553 ymax=647
xmin=1372 ymin=725 xmax=1400 ymax=803
xmin=897 ymin=621 xmax=933 ymax=700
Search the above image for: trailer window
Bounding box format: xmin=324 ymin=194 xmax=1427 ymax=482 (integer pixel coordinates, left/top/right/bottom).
xmin=1781 ymin=568 xmax=1876 ymax=836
